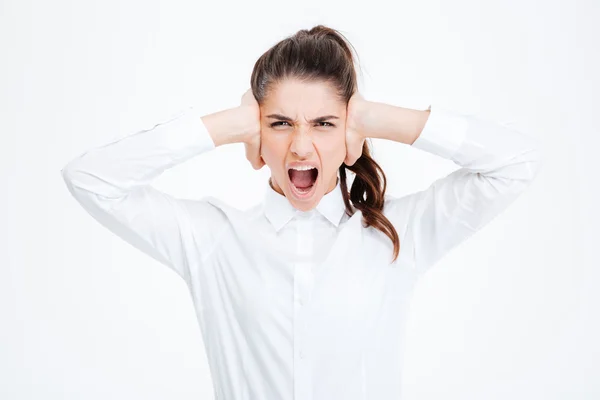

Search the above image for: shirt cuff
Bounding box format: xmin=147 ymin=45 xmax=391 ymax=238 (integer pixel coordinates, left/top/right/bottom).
xmin=161 ymin=105 xmax=217 ymax=162
xmin=410 ymin=104 xmax=469 ymax=160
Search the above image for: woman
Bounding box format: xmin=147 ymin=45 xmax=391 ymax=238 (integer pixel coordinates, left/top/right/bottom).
xmin=61 ymin=25 xmax=542 ymax=400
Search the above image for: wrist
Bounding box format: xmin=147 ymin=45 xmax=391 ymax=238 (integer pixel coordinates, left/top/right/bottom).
xmin=365 ymin=102 xmax=429 ymax=144
xmin=201 ymin=106 xmax=259 ymax=147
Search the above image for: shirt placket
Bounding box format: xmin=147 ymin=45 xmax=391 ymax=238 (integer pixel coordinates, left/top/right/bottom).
xmin=293 ymin=215 xmax=314 ymax=400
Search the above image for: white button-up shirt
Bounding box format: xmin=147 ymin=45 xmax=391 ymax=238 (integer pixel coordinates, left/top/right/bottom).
xmin=61 ymin=103 xmax=542 ymax=400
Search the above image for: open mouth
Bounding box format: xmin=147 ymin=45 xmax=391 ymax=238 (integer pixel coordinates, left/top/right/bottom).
xmin=287 ymin=165 xmax=319 ymax=199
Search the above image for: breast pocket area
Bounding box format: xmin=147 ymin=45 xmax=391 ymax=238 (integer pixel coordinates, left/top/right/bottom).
xmin=309 ymin=253 xmax=393 ymax=335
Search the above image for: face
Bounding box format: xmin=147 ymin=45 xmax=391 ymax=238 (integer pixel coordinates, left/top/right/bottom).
xmin=260 ymin=78 xmax=347 ymax=211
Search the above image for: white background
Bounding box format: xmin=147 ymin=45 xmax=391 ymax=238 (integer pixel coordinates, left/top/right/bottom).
xmin=1 ymin=0 xmax=598 ymax=399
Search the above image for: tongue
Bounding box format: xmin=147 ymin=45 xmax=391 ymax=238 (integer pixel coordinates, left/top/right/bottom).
xmin=289 ymin=169 xmax=314 ymax=189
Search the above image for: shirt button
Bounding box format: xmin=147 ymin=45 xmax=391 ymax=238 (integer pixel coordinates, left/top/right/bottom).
xmin=299 ymin=350 xmax=305 ymax=359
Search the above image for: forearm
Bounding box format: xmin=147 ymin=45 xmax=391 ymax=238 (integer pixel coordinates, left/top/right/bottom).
xmin=201 ymin=106 xmax=259 ymax=147
xmin=61 ymin=106 xmax=215 ymax=200
xmin=362 ymin=101 xmax=431 ymax=144
xmin=61 ymin=106 xmax=230 ymax=283
xmin=386 ymin=104 xmax=543 ymax=273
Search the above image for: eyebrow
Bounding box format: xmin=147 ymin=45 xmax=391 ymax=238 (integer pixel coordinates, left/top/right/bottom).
xmin=265 ymin=114 xmax=339 ymax=123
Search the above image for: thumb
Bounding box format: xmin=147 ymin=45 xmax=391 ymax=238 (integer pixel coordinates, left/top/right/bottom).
xmin=245 ymin=135 xmax=265 ymax=170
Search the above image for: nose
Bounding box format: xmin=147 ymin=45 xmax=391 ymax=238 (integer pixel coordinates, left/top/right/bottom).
xmin=290 ymin=129 xmax=314 ymax=159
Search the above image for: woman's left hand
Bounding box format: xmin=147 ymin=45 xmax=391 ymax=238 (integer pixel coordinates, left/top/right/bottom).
xmin=344 ymin=91 xmax=370 ymax=166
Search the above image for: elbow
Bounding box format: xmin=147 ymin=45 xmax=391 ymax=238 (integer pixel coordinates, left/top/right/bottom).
xmin=59 ymin=159 xmax=93 ymax=194
xmin=527 ymin=141 xmax=545 ymax=182
xmin=483 ymin=145 xmax=544 ymax=197
xmin=512 ymin=134 xmax=545 ymax=184
xmin=60 ymin=162 xmax=75 ymax=186
xmin=60 ymin=159 xmax=83 ymax=188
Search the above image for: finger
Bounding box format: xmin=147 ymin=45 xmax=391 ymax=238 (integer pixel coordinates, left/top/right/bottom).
xmin=254 ymin=138 xmax=265 ymax=169
xmin=245 ymin=143 xmax=258 ymax=169
xmin=346 ymin=151 xmax=359 ymax=166
xmin=245 ymin=139 xmax=264 ymax=170
xmin=345 ymin=137 xmax=364 ymax=166
xmin=344 ymin=132 xmax=354 ymax=166
xmin=344 ymin=155 xmax=353 ymax=166
xmin=245 ymin=144 xmax=259 ymax=169
xmin=344 ymin=146 xmax=358 ymax=166
xmin=241 ymin=88 xmax=258 ymax=108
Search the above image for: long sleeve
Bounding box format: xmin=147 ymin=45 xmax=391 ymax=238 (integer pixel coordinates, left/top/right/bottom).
xmin=60 ymin=106 xmax=227 ymax=286
xmin=385 ymin=104 xmax=543 ymax=275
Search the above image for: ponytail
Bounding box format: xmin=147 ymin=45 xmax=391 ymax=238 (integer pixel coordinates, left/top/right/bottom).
xmin=339 ymin=142 xmax=400 ymax=263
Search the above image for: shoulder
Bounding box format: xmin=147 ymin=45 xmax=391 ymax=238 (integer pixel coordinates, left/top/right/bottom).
xmin=187 ymin=196 xmax=265 ymax=225
xmin=186 ymin=195 xmax=243 ymax=219
xmin=380 ymin=191 xmax=429 ymax=243
xmin=382 ymin=192 xmax=422 ymax=220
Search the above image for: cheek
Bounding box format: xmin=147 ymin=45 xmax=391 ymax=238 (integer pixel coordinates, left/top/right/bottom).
xmin=315 ymin=134 xmax=346 ymax=167
xmin=260 ymin=135 xmax=289 ymax=169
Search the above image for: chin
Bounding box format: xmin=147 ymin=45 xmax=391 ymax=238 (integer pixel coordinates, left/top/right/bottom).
xmin=289 ymin=192 xmax=321 ymax=211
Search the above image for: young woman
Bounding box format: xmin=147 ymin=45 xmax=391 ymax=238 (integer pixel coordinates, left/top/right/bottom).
xmin=61 ymin=25 xmax=542 ymax=400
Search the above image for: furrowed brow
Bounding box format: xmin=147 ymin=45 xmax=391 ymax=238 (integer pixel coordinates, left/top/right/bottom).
xmin=266 ymin=114 xmax=339 ymax=123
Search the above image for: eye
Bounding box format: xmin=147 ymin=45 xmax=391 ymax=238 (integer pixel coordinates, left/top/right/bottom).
xmin=318 ymin=121 xmax=335 ymax=127
xmin=269 ymin=121 xmax=335 ymax=128
xmin=270 ymin=121 xmax=291 ymax=127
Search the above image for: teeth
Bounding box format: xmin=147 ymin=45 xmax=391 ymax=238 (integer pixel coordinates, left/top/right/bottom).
xmin=290 ymin=165 xmax=316 ymax=171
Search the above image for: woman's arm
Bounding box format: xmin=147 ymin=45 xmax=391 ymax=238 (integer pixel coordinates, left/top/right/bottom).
xmin=366 ymin=102 xmax=544 ymax=274
xmin=60 ymin=105 xmax=256 ymax=285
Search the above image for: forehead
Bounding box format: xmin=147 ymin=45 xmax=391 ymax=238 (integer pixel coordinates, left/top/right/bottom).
xmin=262 ymin=78 xmax=345 ymax=114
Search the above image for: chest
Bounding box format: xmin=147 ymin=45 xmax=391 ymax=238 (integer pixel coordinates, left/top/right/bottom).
xmin=196 ymin=213 xmax=417 ymax=342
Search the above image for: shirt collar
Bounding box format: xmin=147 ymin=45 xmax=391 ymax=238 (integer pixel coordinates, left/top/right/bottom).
xmin=263 ymin=176 xmax=347 ymax=231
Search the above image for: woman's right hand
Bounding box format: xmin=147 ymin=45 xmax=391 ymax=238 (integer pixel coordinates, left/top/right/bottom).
xmin=239 ymin=88 xmax=265 ymax=170
xmin=200 ymin=89 xmax=264 ymax=170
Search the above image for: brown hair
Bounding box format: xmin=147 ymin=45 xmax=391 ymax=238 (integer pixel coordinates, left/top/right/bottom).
xmin=250 ymin=25 xmax=400 ymax=263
